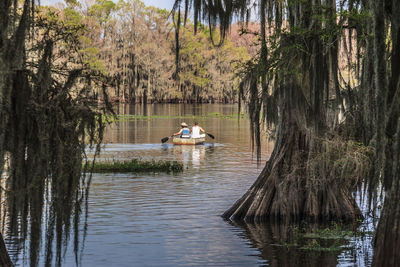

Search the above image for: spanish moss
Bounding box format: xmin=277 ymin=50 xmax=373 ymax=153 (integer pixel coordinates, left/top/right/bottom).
xmin=0 ymin=2 xmax=111 ymax=266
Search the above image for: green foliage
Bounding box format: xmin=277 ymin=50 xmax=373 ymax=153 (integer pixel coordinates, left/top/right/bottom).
xmin=79 ymin=46 xmax=107 ymax=73
xmin=89 ymin=0 xmax=116 ymax=25
xmin=64 ymin=7 xmax=83 ymax=26
xmin=37 ymin=6 xmax=107 ymax=76
xmin=65 ymin=0 xmax=81 ymax=8
xmin=179 ymin=27 xmax=211 ymax=89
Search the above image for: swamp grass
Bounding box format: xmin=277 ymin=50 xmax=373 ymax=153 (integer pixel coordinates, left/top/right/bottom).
xmin=84 ymin=158 xmax=183 ymax=173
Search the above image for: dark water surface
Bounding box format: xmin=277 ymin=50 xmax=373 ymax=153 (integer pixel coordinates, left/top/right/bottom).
xmin=7 ymin=104 xmax=373 ymax=266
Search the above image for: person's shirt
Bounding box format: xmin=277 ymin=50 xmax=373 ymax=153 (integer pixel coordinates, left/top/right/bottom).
xmin=181 ymin=127 xmax=190 ymax=138
xmin=191 ymin=125 xmax=205 ymax=138
xmin=192 ymin=125 xmax=200 ymax=138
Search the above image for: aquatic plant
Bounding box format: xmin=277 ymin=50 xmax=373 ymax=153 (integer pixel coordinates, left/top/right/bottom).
xmin=85 ymin=159 xmax=183 ymax=173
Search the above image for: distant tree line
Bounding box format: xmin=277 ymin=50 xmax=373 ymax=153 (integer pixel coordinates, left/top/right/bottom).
xmin=50 ymin=0 xmax=250 ymax=104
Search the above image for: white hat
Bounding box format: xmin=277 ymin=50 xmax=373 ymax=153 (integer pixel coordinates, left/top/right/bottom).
xmin=181 ymin=122 xmax=188 ymax=127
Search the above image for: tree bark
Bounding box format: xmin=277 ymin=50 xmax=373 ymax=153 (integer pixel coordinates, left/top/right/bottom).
xmin=371 ymin=0 xmax=388 ymax=189
xmin=0 ymin=233 xmax=13 ymax=266
xmin=372 ymin=1 xmax=400 ymax=264
xmin=223 ymin=97 xmax=362 ymax=223
xmin=372 ymin=119 xmax=400 ymax=266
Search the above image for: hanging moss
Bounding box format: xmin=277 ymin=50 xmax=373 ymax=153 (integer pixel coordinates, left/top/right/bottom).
xmin=0 ymin=3 xmax=112 ymax=266
xmin=175 ymin=0 xmax=371 ymax=224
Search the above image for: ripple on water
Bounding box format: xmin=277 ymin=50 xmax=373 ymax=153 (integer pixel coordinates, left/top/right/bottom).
xmin=75 ymin=141 xmax=269 ymax=267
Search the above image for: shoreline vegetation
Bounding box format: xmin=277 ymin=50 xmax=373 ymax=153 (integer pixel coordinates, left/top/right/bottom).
xmin=104 ymin=112 xmax=246 ymax=122
xmin=84 ymin=159 xmax=184 ymax=173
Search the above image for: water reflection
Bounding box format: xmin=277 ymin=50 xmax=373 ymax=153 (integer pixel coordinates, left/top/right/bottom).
xmin=228 ymin=217 xmax=374 ymax=267
xmin=173 ymin=145 xmax=211 ymax=168
xmin=230 ymin=221 xmax=342 ymax=267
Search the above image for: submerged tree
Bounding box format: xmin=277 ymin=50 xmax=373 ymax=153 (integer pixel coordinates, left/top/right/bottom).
xmin=0 ymin=1 xmax=110 ymax=266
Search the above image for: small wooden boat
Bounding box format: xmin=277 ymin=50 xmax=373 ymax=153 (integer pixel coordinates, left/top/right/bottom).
xmin=172 ymin=137 xmax=205 ymax=145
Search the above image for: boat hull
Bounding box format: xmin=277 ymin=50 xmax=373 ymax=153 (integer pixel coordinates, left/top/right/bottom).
xmin=172 ymin=137 xmax=205 ymax=145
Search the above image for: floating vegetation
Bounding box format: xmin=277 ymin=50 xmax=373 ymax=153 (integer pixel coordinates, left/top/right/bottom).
xmin=84 ymin=159 xmax=183 ymax=173
xmin=103 ymin=112 xmax=246 ymax=122
xmin=296 ymin=223 xmax=372 ymax=252
xmin=299 ymin=239 xmax=345 ymax=252
xmin=271 ymin=222 xmax=373 ymax=253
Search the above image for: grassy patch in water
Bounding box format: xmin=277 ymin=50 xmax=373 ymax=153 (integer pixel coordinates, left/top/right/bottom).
xmin=296 ymin=223 xmax=372 ymax=252
xmin=275 ymin=223 xmax=373 ymax=253
xmin=302 ymin=225 xmax=353 ymax=240
xmin=84 ymin=159 xmax=183 ymax=173
xmin=299 ymin=239 xmax=344 ymax=252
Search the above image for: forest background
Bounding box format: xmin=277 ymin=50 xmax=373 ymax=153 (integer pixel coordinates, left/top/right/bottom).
xmin=44 ymin=0 xmax=256 ymax=104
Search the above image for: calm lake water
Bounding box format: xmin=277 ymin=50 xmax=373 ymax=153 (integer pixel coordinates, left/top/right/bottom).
xmin=7 ymin=104 xmax=373 ymax=266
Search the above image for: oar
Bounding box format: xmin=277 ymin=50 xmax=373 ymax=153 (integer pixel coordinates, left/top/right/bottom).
xmin=206 ymin=132 xmax=215 ymax=139
xmin=161 ymin=135 xmax=173 ymax=143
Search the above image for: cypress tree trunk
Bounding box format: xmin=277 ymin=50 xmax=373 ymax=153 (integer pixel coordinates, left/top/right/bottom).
xmin=372 ymin=0 xmax=400 ymax=265
xmin=0 ymin=233 xmax=13 ymax=266
xmin=223 ymin=83 xmax=361 ymax=222
xmin=372 ymin=119 xmax=400 ymax=266
xmin=371 ymin=0 xmax=388 ymax=189
xmin=383 ymin=0 xmax=400 ymax=190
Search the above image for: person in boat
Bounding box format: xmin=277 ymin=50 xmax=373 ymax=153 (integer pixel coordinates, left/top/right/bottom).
xmin=173 ymin=122 xmax=191 ymax=138
xmin=191 ymin=122 xmax=206 ymax=138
